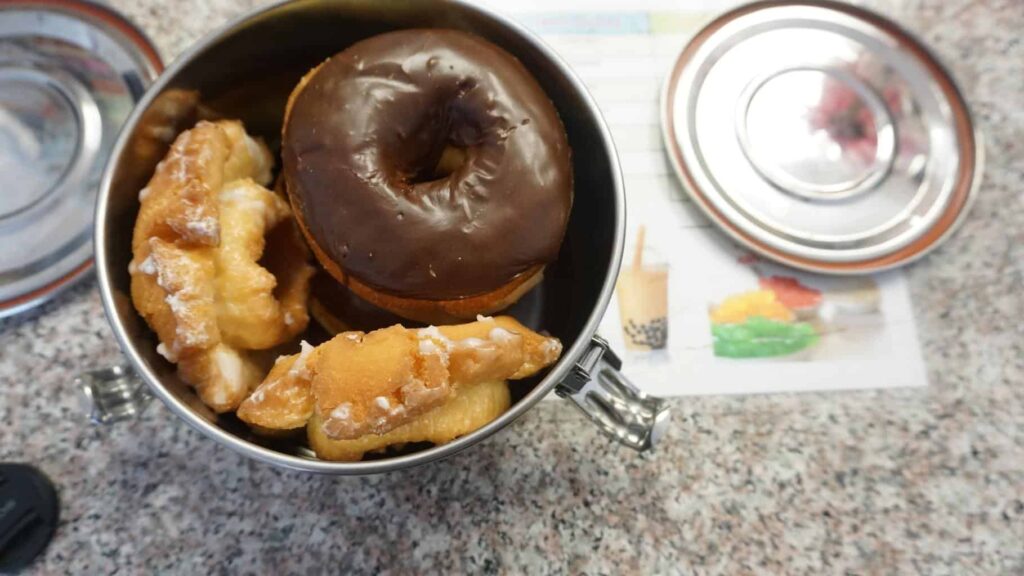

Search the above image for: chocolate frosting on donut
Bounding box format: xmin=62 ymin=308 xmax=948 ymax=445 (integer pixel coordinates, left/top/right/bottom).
xmin=283 ymin=29 xmax=572 ymax=300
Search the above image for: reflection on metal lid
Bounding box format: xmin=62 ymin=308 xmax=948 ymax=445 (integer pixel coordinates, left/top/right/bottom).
xmin=662 ymin=0 xmax=981 ymax=274
xmin=0 ymin=0 xmax=161 ymax=317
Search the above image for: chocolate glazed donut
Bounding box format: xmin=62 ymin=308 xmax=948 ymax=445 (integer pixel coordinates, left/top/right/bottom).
xmin=283 ymin=29 xmax=573 ymax=323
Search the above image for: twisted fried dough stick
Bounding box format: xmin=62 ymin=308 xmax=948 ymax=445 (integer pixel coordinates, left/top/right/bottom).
xmin=237 ymin=316 xmax=561 ymax=443
xmin=130 ymin=120 xmax=313 ymax=412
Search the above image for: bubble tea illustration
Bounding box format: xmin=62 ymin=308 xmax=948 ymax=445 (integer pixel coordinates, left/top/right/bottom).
xmin=616 ymin=226 xmax=668 ymax=351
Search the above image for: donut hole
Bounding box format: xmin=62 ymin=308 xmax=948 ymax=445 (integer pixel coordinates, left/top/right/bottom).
xmin=433 ymin=144 xmax=468 ymax=178
xmin=406 ymin=143 xmax=469 ymax=185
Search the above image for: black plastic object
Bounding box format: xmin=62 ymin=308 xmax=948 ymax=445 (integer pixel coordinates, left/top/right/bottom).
xmin=0 ymin=464 xmax=58 ymax=573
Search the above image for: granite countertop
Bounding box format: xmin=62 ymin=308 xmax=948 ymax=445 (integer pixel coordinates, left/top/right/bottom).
xmin=2 ymin=0 xmax=1022 ymax=573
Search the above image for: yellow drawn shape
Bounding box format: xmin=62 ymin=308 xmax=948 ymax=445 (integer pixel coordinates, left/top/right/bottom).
xmin=709 ymin=290 xmax=795 ymax=325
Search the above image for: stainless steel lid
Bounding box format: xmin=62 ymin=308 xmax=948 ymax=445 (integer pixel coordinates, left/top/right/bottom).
xmin=0 ymin=0 xmax=161 ymax=316
xmin=662 ymin=0 xmax=982 ymax=274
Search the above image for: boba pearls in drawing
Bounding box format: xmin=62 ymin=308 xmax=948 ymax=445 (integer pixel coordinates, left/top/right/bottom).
xmin=623 ymin=316 xmax=668 ymax=350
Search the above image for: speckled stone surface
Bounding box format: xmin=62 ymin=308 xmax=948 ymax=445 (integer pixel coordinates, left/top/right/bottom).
xmin=1 ymin=0 xmax=1022 ymax=573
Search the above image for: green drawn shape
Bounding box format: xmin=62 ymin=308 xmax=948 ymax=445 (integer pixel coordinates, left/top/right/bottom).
xmin=711 ymin=316 xmax=819 ymax=358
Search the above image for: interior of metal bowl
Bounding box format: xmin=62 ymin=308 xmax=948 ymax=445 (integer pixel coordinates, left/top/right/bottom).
xmin=96 ymin=0 xmax=624 ymax=473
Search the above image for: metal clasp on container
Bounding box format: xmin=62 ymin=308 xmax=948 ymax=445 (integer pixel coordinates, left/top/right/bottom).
xmin=76 ymin=365 xmax=151 ymax=424
xmin=556 ymin=336 xmax=670 ymax=451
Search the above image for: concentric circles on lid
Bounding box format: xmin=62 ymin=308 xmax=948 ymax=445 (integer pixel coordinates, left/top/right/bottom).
xmin=0 ymin=0 xmax=161 ymax=317
xmin=661 ymin=0 xmax=982 ymax=274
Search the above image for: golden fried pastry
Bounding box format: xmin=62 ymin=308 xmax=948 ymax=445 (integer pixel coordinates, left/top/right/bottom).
xmin=308 ymin=379 xmax=511 ymax=462
xmin=130 ymin=120 xmax=314 ymax=412
xmin=237 ymin=316 xmax=561 ymax=457
xmin=236 ymin=341 xmax=316 ymax=430
xmin=214 ymin=179 xmax=311 ymax=349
